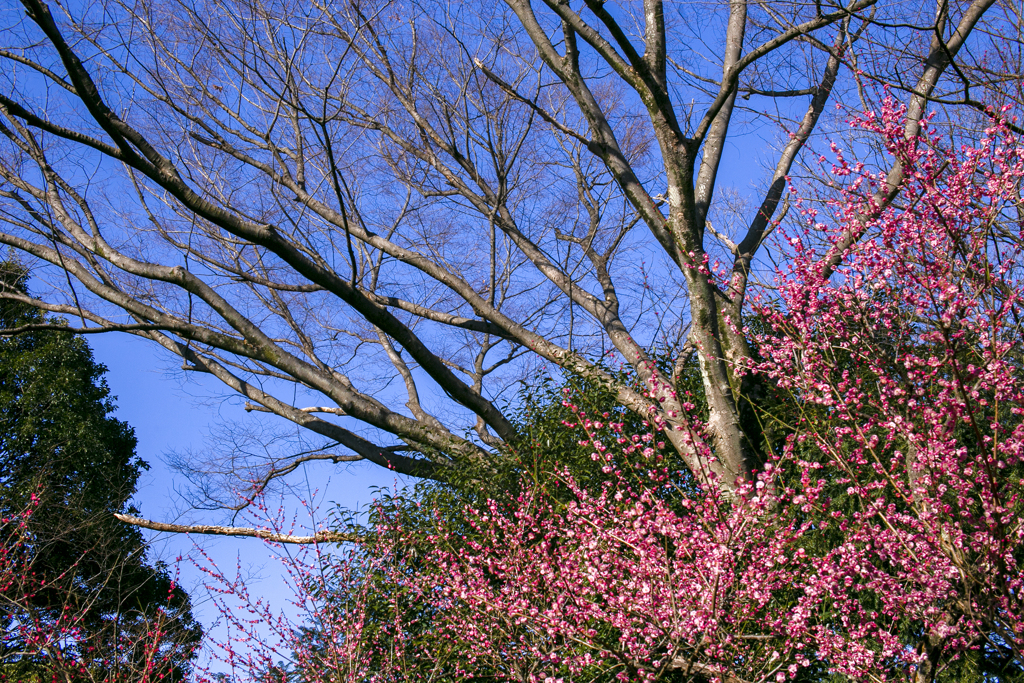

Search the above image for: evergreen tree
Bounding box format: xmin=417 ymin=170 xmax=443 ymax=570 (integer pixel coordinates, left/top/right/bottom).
xmin=0 ymin=261 xmax=202 ymax=682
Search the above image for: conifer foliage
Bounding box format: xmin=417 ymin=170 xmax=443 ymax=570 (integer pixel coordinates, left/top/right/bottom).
xmin=0 ymin=262 xmax=202 ymax=682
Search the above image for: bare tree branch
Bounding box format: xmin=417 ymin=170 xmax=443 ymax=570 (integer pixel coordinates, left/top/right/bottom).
xmin=114 ymin=514 xmax=360 ymax=544
xmin=0 ymin=0 xmax=1012 ymax=508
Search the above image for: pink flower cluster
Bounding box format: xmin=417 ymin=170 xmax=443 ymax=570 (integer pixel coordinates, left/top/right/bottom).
xmin=750 ymin=100 xmax=1024 ymax=675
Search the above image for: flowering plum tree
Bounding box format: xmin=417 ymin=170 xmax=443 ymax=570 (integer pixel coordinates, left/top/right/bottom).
xmin=748 ymin=100 xmax=1024 ymax=681
xmin=198 ymin=107 xmax=1024 ymax=683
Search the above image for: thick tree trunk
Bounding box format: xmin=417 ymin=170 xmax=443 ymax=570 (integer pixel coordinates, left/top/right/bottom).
xmin=914 ymin=632 xmax=945 ymax=683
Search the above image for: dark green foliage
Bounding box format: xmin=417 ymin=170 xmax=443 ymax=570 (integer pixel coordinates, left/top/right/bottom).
xmin=0 ymin=261 xmax=202 ymax=681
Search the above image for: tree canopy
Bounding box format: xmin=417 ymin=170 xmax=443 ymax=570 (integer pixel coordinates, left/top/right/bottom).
xmin=1 ymin=0 xmax=1021 ymax=508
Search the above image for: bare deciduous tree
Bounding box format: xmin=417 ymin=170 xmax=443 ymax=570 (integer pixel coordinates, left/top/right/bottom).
xmin=0 ymin=0 xmax=1015 ymax=509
